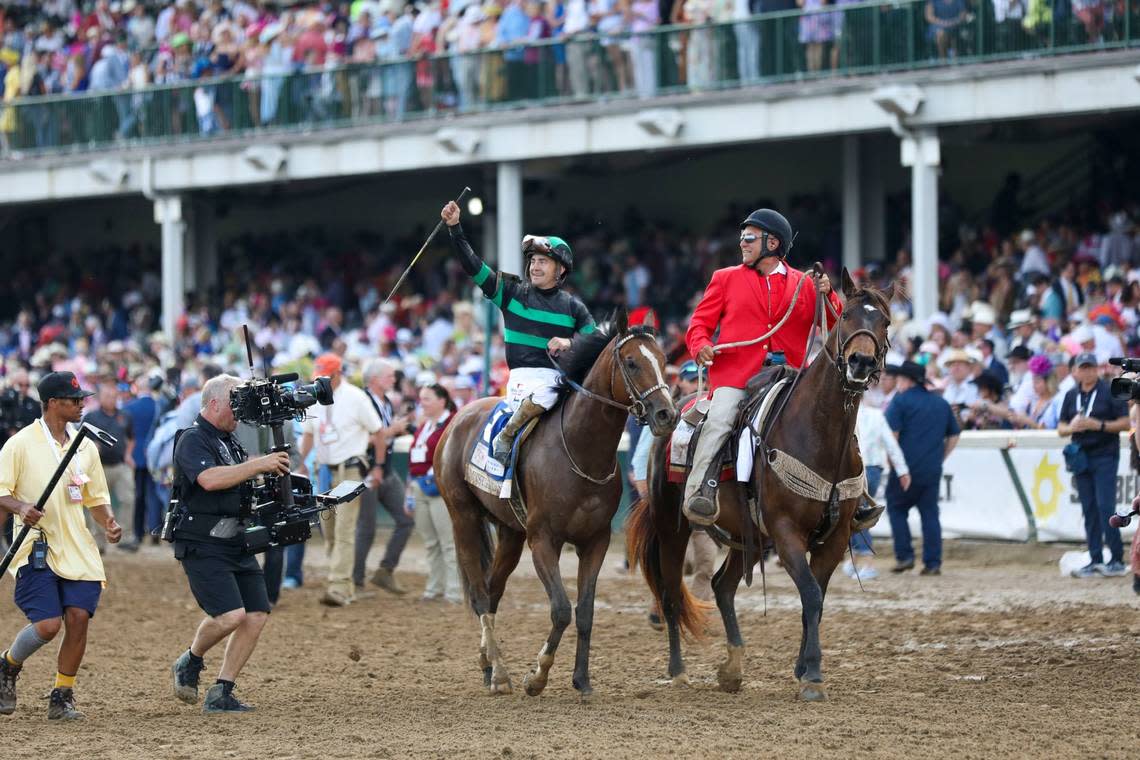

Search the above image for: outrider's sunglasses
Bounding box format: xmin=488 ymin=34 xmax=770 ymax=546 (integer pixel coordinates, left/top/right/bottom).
xmin=740 ymin=233 xmax=760 ymax=243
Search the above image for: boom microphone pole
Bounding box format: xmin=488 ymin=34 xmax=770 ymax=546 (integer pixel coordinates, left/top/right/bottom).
xmin=0 ymin=422 xmax=118 ymax=579
xmin=383 ymin=186 xmax=473 ymax=305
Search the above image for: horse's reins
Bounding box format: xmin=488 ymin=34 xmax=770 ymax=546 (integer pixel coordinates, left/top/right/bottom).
xmin=547 ymin=331 xmax=670 ymax=485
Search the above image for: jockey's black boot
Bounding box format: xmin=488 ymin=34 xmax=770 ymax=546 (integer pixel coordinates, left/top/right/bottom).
xmin=491 ymin=398 xmax=545 ymax=468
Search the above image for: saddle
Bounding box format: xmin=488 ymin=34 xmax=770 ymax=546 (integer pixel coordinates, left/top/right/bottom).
xmin=464 ymin=401 xmax=544 ymax=529
xmin=667 ymin=364 xmax=796 ymax=489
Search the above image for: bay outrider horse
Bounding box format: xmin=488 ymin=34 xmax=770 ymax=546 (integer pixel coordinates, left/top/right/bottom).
xmin=627 ymin=271 xmax=891 ymax=701
xmin=435 ymin=310 xmax=678 ymax=697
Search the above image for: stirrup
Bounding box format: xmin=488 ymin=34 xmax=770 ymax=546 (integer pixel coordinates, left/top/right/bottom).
xmin=683 ymin=485 xmax=719 ymax=526
xmin=852 ymin=500 xmax=884 ymax=532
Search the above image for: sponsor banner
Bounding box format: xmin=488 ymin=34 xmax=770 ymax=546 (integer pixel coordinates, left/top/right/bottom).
xmin=870 ymin=432 xmax=1137 ymax=543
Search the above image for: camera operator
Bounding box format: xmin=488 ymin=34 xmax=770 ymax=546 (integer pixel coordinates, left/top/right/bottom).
xmin=169 ymin=374 xmax=290 ymax=714
xmin=296 ymin=354 xmax=385 ymax=608
xmin=1058 ymin=353 xmax=1130 ymax=579
xmin=0 ymin=370 xmax=45 ymax=444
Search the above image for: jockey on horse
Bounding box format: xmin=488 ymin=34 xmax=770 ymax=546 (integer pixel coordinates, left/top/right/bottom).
xmin=685 ymin=208 xmax=859 ymax=526
xmin=442 ymin=201 xmax=596 ymax=467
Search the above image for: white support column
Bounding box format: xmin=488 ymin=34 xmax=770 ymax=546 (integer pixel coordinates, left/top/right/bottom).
xmin=842 ymin=135 xmax=861 ymax=275
xmin=862 ymin=137 xmax=886 ymax=264
xmin=496 ymin=161 xmax=523 ymax=277
xmin=903 ymin=129 xmax=940 ymax=324
xmin=154 ymin=195 xmax=186 ymax=340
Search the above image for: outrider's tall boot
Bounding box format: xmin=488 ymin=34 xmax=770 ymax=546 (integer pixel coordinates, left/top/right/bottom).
xmin=683 ymin=457 xmax=723 ymax=526
xmin=492 ymin=398 xmax=545 ymax=468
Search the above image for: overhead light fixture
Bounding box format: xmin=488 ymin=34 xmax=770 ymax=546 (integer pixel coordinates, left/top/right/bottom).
xmin=241 ymin=143 xmax=287 ymax=173
xmin=871 ymin=85 xmax=925 ymax=119
xmin=635 ymin=108 xmax=684 ymax=138
xmin=88 ymin=159 xmax=128 ymax=186
xmin=436 ymin=128 xmax=481 ymax=156
xmin=467 ymin=196 xmax=484 ymax=216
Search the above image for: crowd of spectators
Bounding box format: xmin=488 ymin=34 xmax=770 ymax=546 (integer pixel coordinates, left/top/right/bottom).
xmin=1 ymin=0 xmax=1133 ymax=153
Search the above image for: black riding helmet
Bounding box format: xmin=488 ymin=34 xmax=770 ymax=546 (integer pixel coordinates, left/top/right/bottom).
xmin=740 ymin=209 xmax=795 ymax=258
xmin=522 ymin=235 xmax=574 ymax=279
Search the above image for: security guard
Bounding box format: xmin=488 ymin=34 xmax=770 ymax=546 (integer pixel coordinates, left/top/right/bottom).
xmin=168 ymin=374 xmax=290 ymax=713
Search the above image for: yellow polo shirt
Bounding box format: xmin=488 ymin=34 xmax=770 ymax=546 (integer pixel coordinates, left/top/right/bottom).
xmin=0 ymin=421 xmax=111 ymax=582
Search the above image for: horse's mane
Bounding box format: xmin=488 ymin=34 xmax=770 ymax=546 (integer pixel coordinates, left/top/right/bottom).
xmin=557 ymin=321 xmax=656 ymax=384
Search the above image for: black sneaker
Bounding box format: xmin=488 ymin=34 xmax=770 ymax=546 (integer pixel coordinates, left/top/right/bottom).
xmin=0 ymin=655 xmax=19 ymax=715
xmin=203 ymin=683 xmax=255 ymax=714
xmin=172 ymin=650 xmax=205 ymax=704
xmin=47 ymin=688 xmax=84 ymax=720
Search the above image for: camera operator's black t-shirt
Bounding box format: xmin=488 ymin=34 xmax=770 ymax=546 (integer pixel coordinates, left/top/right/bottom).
xmin=173 ymin=415 xmax=247 ymax=546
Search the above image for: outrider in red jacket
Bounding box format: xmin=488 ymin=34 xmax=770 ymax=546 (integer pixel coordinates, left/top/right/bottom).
xmin=685 ymin=263 xmax=843 ymax=392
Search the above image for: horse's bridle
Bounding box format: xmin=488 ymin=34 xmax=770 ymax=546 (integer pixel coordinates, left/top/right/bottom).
xmin=551 ymin=331 xmax=670 ymax=426
xmin=821 ymin=294 xmax=889 ymax=396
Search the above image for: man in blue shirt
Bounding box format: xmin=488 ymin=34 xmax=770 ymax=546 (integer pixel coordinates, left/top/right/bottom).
xmin=1058 ymin=352 xmax=1130 ymax=578
xmin=884 ymin=361 xmax=960 ymax=575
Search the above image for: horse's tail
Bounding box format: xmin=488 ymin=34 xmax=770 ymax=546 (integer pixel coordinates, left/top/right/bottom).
xmin=457 ymin=512 xmax=496 ymax=615
xmin=626 ymin=497 xmax=708 ymax=641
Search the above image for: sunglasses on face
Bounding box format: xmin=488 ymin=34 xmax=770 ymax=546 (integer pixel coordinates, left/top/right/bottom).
xmin=740 ymin=233 xmax=761 ymax=244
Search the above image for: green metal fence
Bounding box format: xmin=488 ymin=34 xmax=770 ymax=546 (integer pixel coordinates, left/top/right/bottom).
xmin=2 ymin=0 xmax=1136 ymax=157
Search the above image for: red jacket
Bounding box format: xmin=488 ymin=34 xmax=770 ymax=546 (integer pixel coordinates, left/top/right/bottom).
xmin=408 ymin=412 xmax=454 ymax=477
xmin=686 ymin=263 xmax=843 ymax=391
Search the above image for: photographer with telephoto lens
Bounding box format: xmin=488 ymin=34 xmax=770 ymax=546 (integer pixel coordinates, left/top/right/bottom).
xmin=169 ymin=374 xmax=291 ymax=714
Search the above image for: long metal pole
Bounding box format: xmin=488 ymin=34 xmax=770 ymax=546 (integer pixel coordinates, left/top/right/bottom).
xmin=0 ymin=423 xmax=117 ymax=579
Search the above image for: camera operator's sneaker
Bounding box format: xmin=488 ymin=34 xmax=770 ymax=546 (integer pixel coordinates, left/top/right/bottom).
xmin=47 ymin=688 xmax=84 ymax=720
xmin=1101 ymin=560 xmax=1129 ymax=577
xmin=172 ymin=650 xmax=205 ymax=704
xmin=0 ymin=654 xmax=19 ymax=715
xmin=1071 ymin=562 xmax=1105 ymax=578
xmin=203 ymin=684 xmax=255 ymax=714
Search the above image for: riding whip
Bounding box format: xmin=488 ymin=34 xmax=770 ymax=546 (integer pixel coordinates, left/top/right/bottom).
xmin=0 ymin=423 xmax=118 ymax=579
xmin=383 ymin=186 xmax=473 ymax=304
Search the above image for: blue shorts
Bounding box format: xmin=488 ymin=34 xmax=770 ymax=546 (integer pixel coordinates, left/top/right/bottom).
xmin=13 ymin=565 xmax=103 ymax=623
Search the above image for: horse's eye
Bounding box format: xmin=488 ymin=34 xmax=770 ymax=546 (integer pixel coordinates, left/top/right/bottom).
xmin=626 ymin=357 xmax=638 ymax=371
xmin=842 ymin=311 xmax=852 ymax=320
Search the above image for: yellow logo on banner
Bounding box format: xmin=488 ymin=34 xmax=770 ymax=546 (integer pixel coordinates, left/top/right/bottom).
xmin=1032 ymin=453 xmax=1063 ymax=520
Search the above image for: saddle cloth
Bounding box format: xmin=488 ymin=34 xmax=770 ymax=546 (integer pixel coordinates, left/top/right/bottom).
xmin=463 ymin=401 xmax=539 ymax=527
xmin=665 ymin=376 xmax=792 ymax=484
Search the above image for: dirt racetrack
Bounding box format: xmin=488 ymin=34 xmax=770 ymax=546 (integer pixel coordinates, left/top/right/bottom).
xmin=2 ymin=536 xmax=1139 ymax=760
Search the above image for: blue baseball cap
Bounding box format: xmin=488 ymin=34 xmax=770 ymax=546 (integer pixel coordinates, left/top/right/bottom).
xmin=679 ymin=360 xmax=700 ymax=381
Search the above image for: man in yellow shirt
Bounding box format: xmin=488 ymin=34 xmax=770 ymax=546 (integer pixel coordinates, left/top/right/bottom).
xmin=0 ymin=372 xmax=120 ymax=721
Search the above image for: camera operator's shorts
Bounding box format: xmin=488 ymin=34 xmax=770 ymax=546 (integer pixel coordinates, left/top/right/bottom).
xmin=175 ymin=541 xmax=271 ymax=617
xmin=14 ymin=565 xmax=102 ymax=623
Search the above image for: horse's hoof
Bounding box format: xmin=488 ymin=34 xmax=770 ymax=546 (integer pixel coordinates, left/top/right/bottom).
xmin=671 ymin=673 xmax=691 ymax=689
xmin=799 ymin=681 xmax=828 ymax=702
xmin=523 ymin=672 xmax=547 ymax=697
xmin=576 ymin=685 xmax=594 ymax=702
xmin=489 ymin=678 xmax=513 ymax=696
xmin=716 ymin=667 xmax=743 ymax=693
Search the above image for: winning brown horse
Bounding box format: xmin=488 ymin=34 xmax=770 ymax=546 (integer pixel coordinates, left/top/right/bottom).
xmin=434 ymin=309 xmax=678 ymax=698
xmin=627 ymin=270 xmax=891 ymax=701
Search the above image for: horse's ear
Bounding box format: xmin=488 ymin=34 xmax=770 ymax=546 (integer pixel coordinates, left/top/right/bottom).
xmin=840 ymin=267 xmax=858 ymax=299
xmin=641 ymin=308 xmax=657 ymax=329
xmin=615 ymin=307 xmax=628 ymax=335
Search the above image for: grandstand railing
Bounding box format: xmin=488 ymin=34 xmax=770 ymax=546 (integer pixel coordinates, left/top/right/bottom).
xmin=2 ymin=0 xmax=1137 ymax=158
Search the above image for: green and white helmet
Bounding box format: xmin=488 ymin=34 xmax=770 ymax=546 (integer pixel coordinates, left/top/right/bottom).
xmin=522 ymin=235 xmax=574 ymax=277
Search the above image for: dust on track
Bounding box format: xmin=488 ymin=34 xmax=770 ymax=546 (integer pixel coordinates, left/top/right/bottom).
xmin=2 ymin=538 xmax=1138 ymax=760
